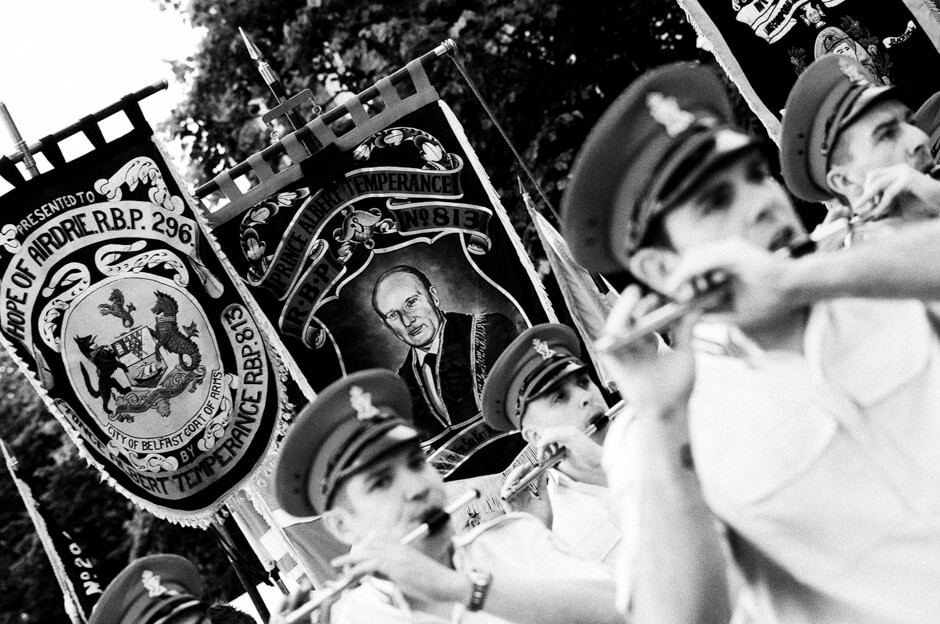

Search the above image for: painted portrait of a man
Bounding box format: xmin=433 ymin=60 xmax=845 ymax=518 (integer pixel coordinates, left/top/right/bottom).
xmin=371 ymin=264 xmax=519 ymax=451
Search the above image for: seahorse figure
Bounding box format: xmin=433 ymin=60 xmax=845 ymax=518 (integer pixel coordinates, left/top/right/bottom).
xmin=149 ymin=291 xmax=201 ymax=371
xmin=98 ymin=289 xmax=136 ymax=328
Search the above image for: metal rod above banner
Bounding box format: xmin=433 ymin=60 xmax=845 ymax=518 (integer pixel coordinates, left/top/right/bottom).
xmin=1 ymin=80 xmax=168 ymax=165
xmin=194 ymin=39 xmax=456 ymax=200
xmin=0 ymin=102 xmax=40 ymax=178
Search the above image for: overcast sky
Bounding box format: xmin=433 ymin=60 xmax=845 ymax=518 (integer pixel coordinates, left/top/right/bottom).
xmin=0 ymin=0 xmax=200 ymax=171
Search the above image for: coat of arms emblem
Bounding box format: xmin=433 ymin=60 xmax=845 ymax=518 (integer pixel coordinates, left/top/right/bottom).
xmin=62 ymin=276 xmax=225 ymax=466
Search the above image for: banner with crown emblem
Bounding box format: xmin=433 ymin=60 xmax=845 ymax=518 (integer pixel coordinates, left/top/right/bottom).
xmin=0 ymin=103 xmax=288 ymax=526
xmin=204 ymin=66 xmax=555 ymax=501
xmin=678 ymin=0 xmax=940 ymax=138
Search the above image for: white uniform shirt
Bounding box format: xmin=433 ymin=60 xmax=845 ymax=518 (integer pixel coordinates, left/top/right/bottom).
xmin=546 ymin=468 xmax=623 ymax=567
xmin=332 ymin=513 xmax=612 ymax=624
xmin=689 ymin=299 xmax=940 ymax=623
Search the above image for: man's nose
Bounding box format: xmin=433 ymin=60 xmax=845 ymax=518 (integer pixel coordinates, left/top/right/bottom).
xmin=746 ymin=186 xmax=782 ymax=227
xmin=575 ymin=385 xmax=598 ymax=410
xmin=904 ymin=123 xmax=930 ymax=155
xmin=402 ymin=471 xmax=430 ymax=501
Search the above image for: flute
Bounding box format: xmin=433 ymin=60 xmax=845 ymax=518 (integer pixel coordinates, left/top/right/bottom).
xmin=501 ymin=401 xmax=626 ymax=502
xmin=596 ymin=159 xmax=940 ymax=355
xmin=592 ymin=215 xmax=868 ymax=356
xmin=277 ymin=488 xmax=481 ymax=624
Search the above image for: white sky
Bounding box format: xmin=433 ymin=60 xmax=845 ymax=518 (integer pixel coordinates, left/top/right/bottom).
xmin=0 ymin=0 xmax=200 ymax=175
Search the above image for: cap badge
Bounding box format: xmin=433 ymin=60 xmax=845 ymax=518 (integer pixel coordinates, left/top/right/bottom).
xmin=646 ymin=92 xmax=696 ymax=137
xmin=349 ymin=385 xmax=381 ymax=420
xmin=141 ymin=570 xmax=178 ymax=598
xmin=838 ymin=57 xmax=870 ymax=86
xmin=532 ymin=338 xmax=557 ymax=361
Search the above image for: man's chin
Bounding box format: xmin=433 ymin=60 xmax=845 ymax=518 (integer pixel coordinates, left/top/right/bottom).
xmin=405 ymin=329 xmax=436 ymax=349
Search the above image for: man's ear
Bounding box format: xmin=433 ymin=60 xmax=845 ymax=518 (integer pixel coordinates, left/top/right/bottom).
xmin=521 ymin=426 xmax=539 ymax=446
xmin=322 ymin=508 xmax=357 ymax=546
xmin=429 ymin=285 xmax=441 ymax=308
xmin=628 ymin=247 xmax=680 ymax=294
xmin=825 ymin=166 xmax=861 ymax=202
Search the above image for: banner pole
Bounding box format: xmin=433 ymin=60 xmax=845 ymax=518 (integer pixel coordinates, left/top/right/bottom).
xmin=444 ymin=43 xmax=560 ymax=222
xmin=211 ymin=515 xmax=271 ymax=622
xmin=1 ymin=440 xmax=88 ymax=624
xmin=0 ymin=102 xmax=40 ymax=178
xmin=239 ymin=27 xmax=308 ymax=131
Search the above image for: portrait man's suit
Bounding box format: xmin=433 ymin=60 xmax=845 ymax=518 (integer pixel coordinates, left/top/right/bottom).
xmin=398 ymin=310 xmax=523 ymax=477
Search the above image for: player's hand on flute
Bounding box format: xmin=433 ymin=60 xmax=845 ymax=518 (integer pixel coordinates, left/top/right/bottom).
xmin=330 ymin=534 xmax=468 ymax=604
xmin=533 ymin=426 xmax=606 ymax=486
xmin=856 ymin=162 xmax=940 ymax=220
xmin=500 ymin=463 xmax=553 ymax=525
xmin=599 ymin=284 xmax=696 ymax=414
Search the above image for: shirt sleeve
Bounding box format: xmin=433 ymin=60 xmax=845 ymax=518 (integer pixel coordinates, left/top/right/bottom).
xmin=453 ymin=513 xmax=612 ymax=582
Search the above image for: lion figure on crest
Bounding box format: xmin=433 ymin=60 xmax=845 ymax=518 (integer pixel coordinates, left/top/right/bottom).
xmin=149 ymin=291 xmax=201 ymax=371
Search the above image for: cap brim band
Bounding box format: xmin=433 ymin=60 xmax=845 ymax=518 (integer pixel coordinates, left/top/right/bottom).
xmin=840 ymin=85 xmax=899 ymax=130
xmin=516 ymin=358 xmax=587 ymax=427
xmin=320 ymin=420 xmax=420 ymax=509
xmin=142 ymin=596 xmax=205 ymax=624
xmin=652 ymin=128 xmax=761 ymax=215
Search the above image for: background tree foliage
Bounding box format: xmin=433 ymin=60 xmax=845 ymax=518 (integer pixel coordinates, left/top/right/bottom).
xmin=3 ymin=1 xmax=784 ymax=621
xmin=166 ymin=0 xmax=720 ymax=243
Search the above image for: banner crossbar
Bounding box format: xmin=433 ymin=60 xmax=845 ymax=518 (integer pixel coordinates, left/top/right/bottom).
xmin=194 ymin=39 xmax=456 ymax=200
xmin=1 ymin=80 xmax=168 ymax=166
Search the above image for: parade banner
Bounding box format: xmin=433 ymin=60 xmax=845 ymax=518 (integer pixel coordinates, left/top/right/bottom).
xmin=678 ymin=0 xmax=940 ymax=138
xmin=2 ymin=440 xmax=103 ymax=624
xmin=0 ymin=100 xmax=288 ymax=526
xmin=204 ymin=60 xmax=555 ymax=496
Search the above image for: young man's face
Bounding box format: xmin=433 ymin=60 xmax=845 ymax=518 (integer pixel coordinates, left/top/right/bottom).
xmin=827 ymin=99 xmax=933 ymax=201
xmin=374 ymin=272 xmax=444 ymax=350
xmin=327 ymin=445 xmax=449 ymax=546
xmin=661 ymin=151 xmax=804 ymax=254
xmin=522 ymin=370 xmax=607 ymax=434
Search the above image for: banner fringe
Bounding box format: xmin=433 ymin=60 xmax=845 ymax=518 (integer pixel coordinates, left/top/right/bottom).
xmin=438 ymin=101 xmax=559 ymax=327
xmin=676 ymin=0 xmax=783 ymax=141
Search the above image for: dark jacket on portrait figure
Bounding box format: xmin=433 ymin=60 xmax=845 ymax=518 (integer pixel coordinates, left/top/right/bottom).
xmin=398 ymin=311 xmax=517 ymax=446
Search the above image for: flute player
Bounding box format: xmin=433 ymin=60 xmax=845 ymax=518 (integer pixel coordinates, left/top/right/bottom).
xmin=481 ymin=323 xmax=624 ymax=570
xmin=272 ymin=369 xmax=620 ymax=624
xmin=562 ymin=60 xmax=940 ymax=623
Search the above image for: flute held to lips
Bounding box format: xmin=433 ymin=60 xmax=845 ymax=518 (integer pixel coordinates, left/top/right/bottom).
xmin=277 ymin=489 xmax=481 ymax=624
xmin=592 ymin=214 xmax=877 ymax=355
xmin=501 ymin=401 xmax=626 ymax=502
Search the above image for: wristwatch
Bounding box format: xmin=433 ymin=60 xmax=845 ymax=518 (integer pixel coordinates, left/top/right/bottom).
xmin=466 ymin=569 xmax=492 ymax=612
